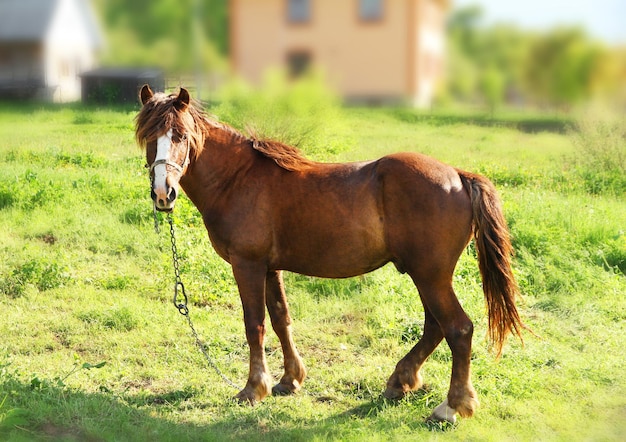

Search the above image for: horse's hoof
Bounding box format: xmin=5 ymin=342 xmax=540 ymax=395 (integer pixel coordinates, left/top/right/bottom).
xmin=383 ymin=387 xmax=406 ymax=400
xmin=234 ymin=390 xmax=258 ymax=406
xmin=272 ymin=382 xmax=298 ymax=396
xmin=427 ymin=398 xmax=457 ymax=424
xmin=384 ymin=369 xmax=423 ymax=400
xmin=233 ymin=395 xmax=256 ymax=406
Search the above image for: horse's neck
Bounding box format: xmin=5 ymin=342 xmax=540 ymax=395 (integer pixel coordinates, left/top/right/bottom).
xmin=181 ymin=129 xmax=253 ymax=212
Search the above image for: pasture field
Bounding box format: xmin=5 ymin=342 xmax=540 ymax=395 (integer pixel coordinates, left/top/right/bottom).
xmin=0 ymin=102 xmax=624 ymax=441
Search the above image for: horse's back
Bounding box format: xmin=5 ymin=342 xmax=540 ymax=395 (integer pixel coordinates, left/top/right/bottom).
xmin=377 ymin=152 xmax=465 ymax=193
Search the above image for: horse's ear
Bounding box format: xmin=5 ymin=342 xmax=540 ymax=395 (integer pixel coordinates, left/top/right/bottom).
xmin=174 ymin=87 xmax=190 ymax=111
xmin=140 ymin=84 xmax=153 ymax=105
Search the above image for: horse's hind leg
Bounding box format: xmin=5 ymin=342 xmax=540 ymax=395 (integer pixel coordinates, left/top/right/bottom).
xmin=384 ymin=306 xmax=443 ymax=399
xmin=417 ymin=281 xmax=479 ymax=423
xmin=265 ymin=271 xmax=307 ymax=395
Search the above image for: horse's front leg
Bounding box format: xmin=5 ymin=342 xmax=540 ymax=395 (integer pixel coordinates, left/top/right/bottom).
xmin=265 ymin=271 xmax=306 ymax=395
xmin=231 ymin=258 xmax=273 ymax=405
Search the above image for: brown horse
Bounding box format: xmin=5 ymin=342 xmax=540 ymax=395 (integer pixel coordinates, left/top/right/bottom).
xmin=135 ymin=85 xmax=526 ymax=423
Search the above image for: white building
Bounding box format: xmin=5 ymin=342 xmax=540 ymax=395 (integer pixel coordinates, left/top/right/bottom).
xmin=0 ymin=0 xmax=104 ymax=102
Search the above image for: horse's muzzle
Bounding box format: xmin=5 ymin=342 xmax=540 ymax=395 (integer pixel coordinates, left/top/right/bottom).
xmin=151 ymin=185 xmax=177 ymax=212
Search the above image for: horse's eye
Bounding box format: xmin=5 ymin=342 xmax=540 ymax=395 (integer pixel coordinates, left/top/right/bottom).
xmin=172 ymin=133 xmax=186 ymax=143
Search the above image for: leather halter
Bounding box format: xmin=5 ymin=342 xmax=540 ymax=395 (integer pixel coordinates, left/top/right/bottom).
xmin=148 ymin=133 xmax=191 ymax=175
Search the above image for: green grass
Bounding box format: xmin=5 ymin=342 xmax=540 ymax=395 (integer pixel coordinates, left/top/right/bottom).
xmin=0 ymin=102 xmax=624 ymax=441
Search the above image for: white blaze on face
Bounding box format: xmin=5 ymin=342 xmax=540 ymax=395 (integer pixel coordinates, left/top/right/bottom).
xmin=153 ymin=129 xmax=173 ymax=196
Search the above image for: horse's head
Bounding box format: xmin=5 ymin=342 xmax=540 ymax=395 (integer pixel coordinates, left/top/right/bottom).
xmin=136 ymin=85 xmax=196 ymax=212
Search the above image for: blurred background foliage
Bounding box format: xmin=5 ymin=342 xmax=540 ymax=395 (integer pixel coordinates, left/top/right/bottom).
xmin=445 ymin=5 xmax=625 ymax=109
xmin=215 ymin=70 xmax=356 ymax=159
xmin=93 ymin=0 xmax=229 ymax=73
xmin=91 ymin=1 xmax=625 ymax=109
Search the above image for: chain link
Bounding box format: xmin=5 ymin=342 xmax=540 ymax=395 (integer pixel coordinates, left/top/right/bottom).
xmin=167 ymin=214 xmax=189 ymax=315
xmin=155 ymin=211 xmax=241 ymax=391
xmin=153 ymin=204 xmax=160 ymax=234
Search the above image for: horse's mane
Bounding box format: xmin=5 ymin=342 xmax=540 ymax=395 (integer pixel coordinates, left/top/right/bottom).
xmin=135 ymin=91 xmax=313 ymax=172
xmin=250 ymin=138 xmax=313 ymax=172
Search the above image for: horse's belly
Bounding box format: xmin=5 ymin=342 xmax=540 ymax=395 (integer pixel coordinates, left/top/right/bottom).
xmin=272 ymin=162 xmax=390 ymax=277
xmin=274 ymin=217 xmax=390 ymax=278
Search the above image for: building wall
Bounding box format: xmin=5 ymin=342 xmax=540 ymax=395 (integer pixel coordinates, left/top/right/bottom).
xmin=413 ymin=0 xmax=446 ymax=107
xmin=44 ymin=0 xmax=97 ymax=102
xmin=232 ymin=0 xmax=416 ymax=102
xmin=231 ymin=0 xmax=447 ymax=106
xmin=0 ymin=42 xmax=45 ymax=92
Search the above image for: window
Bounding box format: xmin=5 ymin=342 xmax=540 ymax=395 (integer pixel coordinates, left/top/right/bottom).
xmin=359 ymin=0 xmax=383 ymax=21
xmin=287 ymin=0 xmax=311 ymax=23
xmin=286 ymin=51 xmax=311 ymax=79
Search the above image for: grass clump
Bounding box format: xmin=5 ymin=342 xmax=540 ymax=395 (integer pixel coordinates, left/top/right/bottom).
xmin=76 ymin=307 xmax=143 ymax=332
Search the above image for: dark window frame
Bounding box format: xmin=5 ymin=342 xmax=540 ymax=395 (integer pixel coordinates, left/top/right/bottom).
xmin=358 ymin=0 xmax=384 ymax=22
xmin=286 ymin=50 xmax=312 ymax=79
xmin=287 ymin=0 xmax=311 ymax=24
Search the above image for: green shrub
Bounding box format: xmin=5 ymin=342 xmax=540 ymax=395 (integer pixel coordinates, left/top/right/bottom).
xmin=215 ymin=70 xmax=354 ymax=161
xmin=1 ymin=259 xmax=70 ymax=297
xmin=120 ymin=206 xmax=153 ymax=226
xmin=0 ymin=188 xmax=14 ymax=210
xmin=0 ymin=171 xmax=67 ymax=211
xmin=593 ymin=237 xmax=626 ymax=274
xmin=569 ymin=111 xmax=626 ymax=195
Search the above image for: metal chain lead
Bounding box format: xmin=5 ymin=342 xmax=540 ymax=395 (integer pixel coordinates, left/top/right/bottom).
xmin=162 ymin=212 xmax=240 ymax=391
xmin=153 ymin=204 xmax=160 ymax=234
xmin=179 ymin=302 xmax=241 ymax=391
xmin=167 ymin=214 xmax=187 ymax=315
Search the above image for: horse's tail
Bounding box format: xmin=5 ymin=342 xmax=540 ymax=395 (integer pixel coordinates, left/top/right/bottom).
xmin=458 ymin=171 xmax=527 ymax=356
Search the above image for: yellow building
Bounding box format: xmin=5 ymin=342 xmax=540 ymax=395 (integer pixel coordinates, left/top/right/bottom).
xmin=230 ymin=0 xmax=449 ymax=107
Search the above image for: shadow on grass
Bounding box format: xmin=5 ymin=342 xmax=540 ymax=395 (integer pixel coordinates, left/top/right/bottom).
xmin=388 ymin=108 xmax=573 ymax=134
xmin=0 ymin=376 xmax=201 ymax=441
xmin=337 ymin=389 xmax=455 ymax=430
xmin=0 ymin=100 xmax=140 ymax=116
xmin=0 ymin=372 xmax=456 ymax=441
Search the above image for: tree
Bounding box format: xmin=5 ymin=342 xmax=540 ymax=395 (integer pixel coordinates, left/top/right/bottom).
xmin=93 ymin=0 xmax=229 ymax=72
xmin=446 ymin=6 xmax=622 ymax=108
xmin=523 ymin=28 xmax=608 ymax=106
xmin=446 ymin=7 xmax=530 ymax=107
xmin=480 ymin=65 xmax=505 ymax=114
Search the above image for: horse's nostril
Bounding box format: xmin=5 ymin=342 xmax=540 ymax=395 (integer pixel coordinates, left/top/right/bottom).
xmin=158 ymin=198 xmax=165 ymax=207
xmin=167 ymin=187 xmax=177 ymax=203
xmin=151 ymin=189 xmax=157 ymax=201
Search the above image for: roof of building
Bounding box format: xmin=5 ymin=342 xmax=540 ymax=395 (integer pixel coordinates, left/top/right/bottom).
xmin=0 ymin=0 xmax=103 ymax=46
xmin=0 ymin=0 xmax=57 ymax=42
xmin=80 ymin=67 xmax=163 ymax=79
